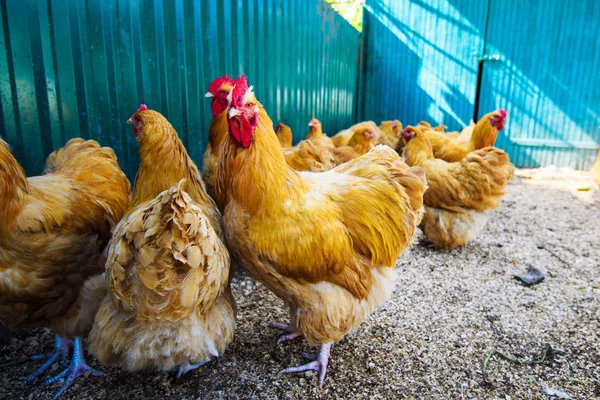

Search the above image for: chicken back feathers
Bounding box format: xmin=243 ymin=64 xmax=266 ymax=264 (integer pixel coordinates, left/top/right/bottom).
xmin=330 ymin=120 xmax=378 ymax=147
xmin=332 ymin=125 xmax=379 ymax=165
xmin=282 ymin=138 xmax=336 ymax=172
xmin=423 ymin=110 xmax=506 ymax=162
xmin=89 ymin=181 xmax=234 ymax=370
xmin=0 ymin=138 xmax=131 ymax=336
xmin=281 ymin=119 xmax=336 ymax=171
xmin=106 ymin=180 xmax=229 ymax=320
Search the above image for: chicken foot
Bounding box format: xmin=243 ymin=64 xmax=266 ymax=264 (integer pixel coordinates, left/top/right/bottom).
xmin=280 ymin=343 xmax=332 ymax=387
xmin=174 ymin=358 xmax=214 ymax=378
xmin=268 ymin=322 xmax=302 ymax=343
xmin=45 ymin=337 xmax=104 ymax=400
xmin=27 ymin=335 xmax=72 ymax=381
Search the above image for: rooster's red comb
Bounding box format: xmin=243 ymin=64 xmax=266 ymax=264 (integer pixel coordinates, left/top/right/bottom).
xmin=230 ymin=74 xmax=249 ymax=108
xmin=498 ymin=108 xmax=507 ymax=118
xmin=137 ymin=104 xmax=148 ymax=112
xmin=207 ymin=75 xmax=235 ymax=95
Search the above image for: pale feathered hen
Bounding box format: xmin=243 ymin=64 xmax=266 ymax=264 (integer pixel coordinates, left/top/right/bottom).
xmin=401 ymin=126 xmax=513 ymax=248
xmin=0 ymin=137 xmax=130 ymax=398
xmin=89 ymin=105 xmax=235 ymax=376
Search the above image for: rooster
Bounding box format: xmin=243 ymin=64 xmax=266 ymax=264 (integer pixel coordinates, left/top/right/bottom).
xmin=202 ymin=75 xmax=237 ymax=200
xmin=423 ymin=110 xmax=507 ymax=162
xmin=216 ymin=75 xmax=427 ymax=386
xmin=275 ymin=122 xmax=293 ymax=148
xmin=401 ymin=126 xmax=513 ymax=248
xmin=0 ymin=138 xmax=131 ymax=397
xmin=89 ymin=105 xmax=235 ymax=376
xmin=332 ymin=125 xmax=379 ymax=165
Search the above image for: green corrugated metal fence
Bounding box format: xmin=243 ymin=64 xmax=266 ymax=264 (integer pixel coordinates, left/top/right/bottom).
xmin=2 ymin=0 xmax=599 ymax=174
xmin=360 ymin=0 xmax=600 ymax=169
xmin=0 ymin=0 xmax=359 ymax=178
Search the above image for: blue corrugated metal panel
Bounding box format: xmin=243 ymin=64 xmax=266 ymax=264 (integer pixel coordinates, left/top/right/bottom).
xmin=0 ymin=0 xmax=359 ymax=178
xmin=479 ymin=0 xmax=600 ymax=169
xmin=362 ymin=0 xmax=600 ymax=169
xmin=360 ymin=0 xmax=488 ymax=130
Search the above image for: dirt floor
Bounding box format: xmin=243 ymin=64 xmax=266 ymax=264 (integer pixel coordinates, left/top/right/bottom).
xmin=1 ymin=168 xmax=599 ymax=399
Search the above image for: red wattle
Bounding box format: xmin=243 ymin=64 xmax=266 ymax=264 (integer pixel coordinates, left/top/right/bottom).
xmin=240 ymin=117 xmax=253 ymax=147
xmin=228 ymin=115 xmax=253 ymax=148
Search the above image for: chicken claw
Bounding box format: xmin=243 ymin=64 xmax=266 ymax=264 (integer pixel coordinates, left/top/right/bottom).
xmin=174 ymin=358 xmax=214 ymax=378
xmin=268 ymin=322 xmax=302 ymax=343
xmin=27 ymin=335 xmax=72 ymax=381
xmin=280 ymin=343 xmax=332 ymax=387
xmin=45 ymin=337 xmax=103 ymax=399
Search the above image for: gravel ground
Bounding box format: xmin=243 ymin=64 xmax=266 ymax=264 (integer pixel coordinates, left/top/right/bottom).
xmin=1 ymin=168 xmax=599 ymax=400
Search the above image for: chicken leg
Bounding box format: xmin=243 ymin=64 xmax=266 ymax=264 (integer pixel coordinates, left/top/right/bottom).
xmin=280 ymin=343 xmax=332 ymax=387
xmin=27 ymin=335 xmax=72 ymax=381
xmin=45 ymin=337 xmax=103 ymax=399
xmin=269 ymin=322 xmax=302 ymax=343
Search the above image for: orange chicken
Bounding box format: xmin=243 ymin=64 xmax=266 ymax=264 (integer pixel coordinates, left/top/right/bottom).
xmin=279 ymin=120 xmax=335 ymax=172
xmin=305 ymin=118 xmax=334 ymax=149
xmin=377 ymin=120 xmax=403 ymax=150
xmin=401 ymin=126 xmax=513 ymax=248
xmin=282 ymin=138 xmax=336 ymax=172
xmin=332 ymin=125 xmax=379 ymax=165
xmin=0 ymin=138 xmax=130 ymax=397
xmin=330 ymin=120 xmax=378 ymax=147
xmin=202 ymin=75 xmax=237 ymax=200
xmin=275 ymin=122 xmax=293 ymax=148
xmin=423 ymin=110 xmax=507 ymax=162
xmin=216 ymin=75 xmax=427 ymax=386
xmin=89 ymin=105 xmax=235 ymax=376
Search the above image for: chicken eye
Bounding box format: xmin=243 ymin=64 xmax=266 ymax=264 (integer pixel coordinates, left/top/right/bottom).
xmin=246 ymin=102 xmax=255 ymax=108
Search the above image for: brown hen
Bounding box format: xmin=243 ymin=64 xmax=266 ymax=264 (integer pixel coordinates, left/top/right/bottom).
xmin=401 ymin=126 xmax=513 ymax=248
xmin=89 ymin=105 xmax=234 ymax=376
xmin=0 ymin=137 xmax=130 ymax=396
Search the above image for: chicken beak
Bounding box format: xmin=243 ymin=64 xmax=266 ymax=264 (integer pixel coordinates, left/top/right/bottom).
xmin=205 ymin=92 xmax=215 ymax=98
